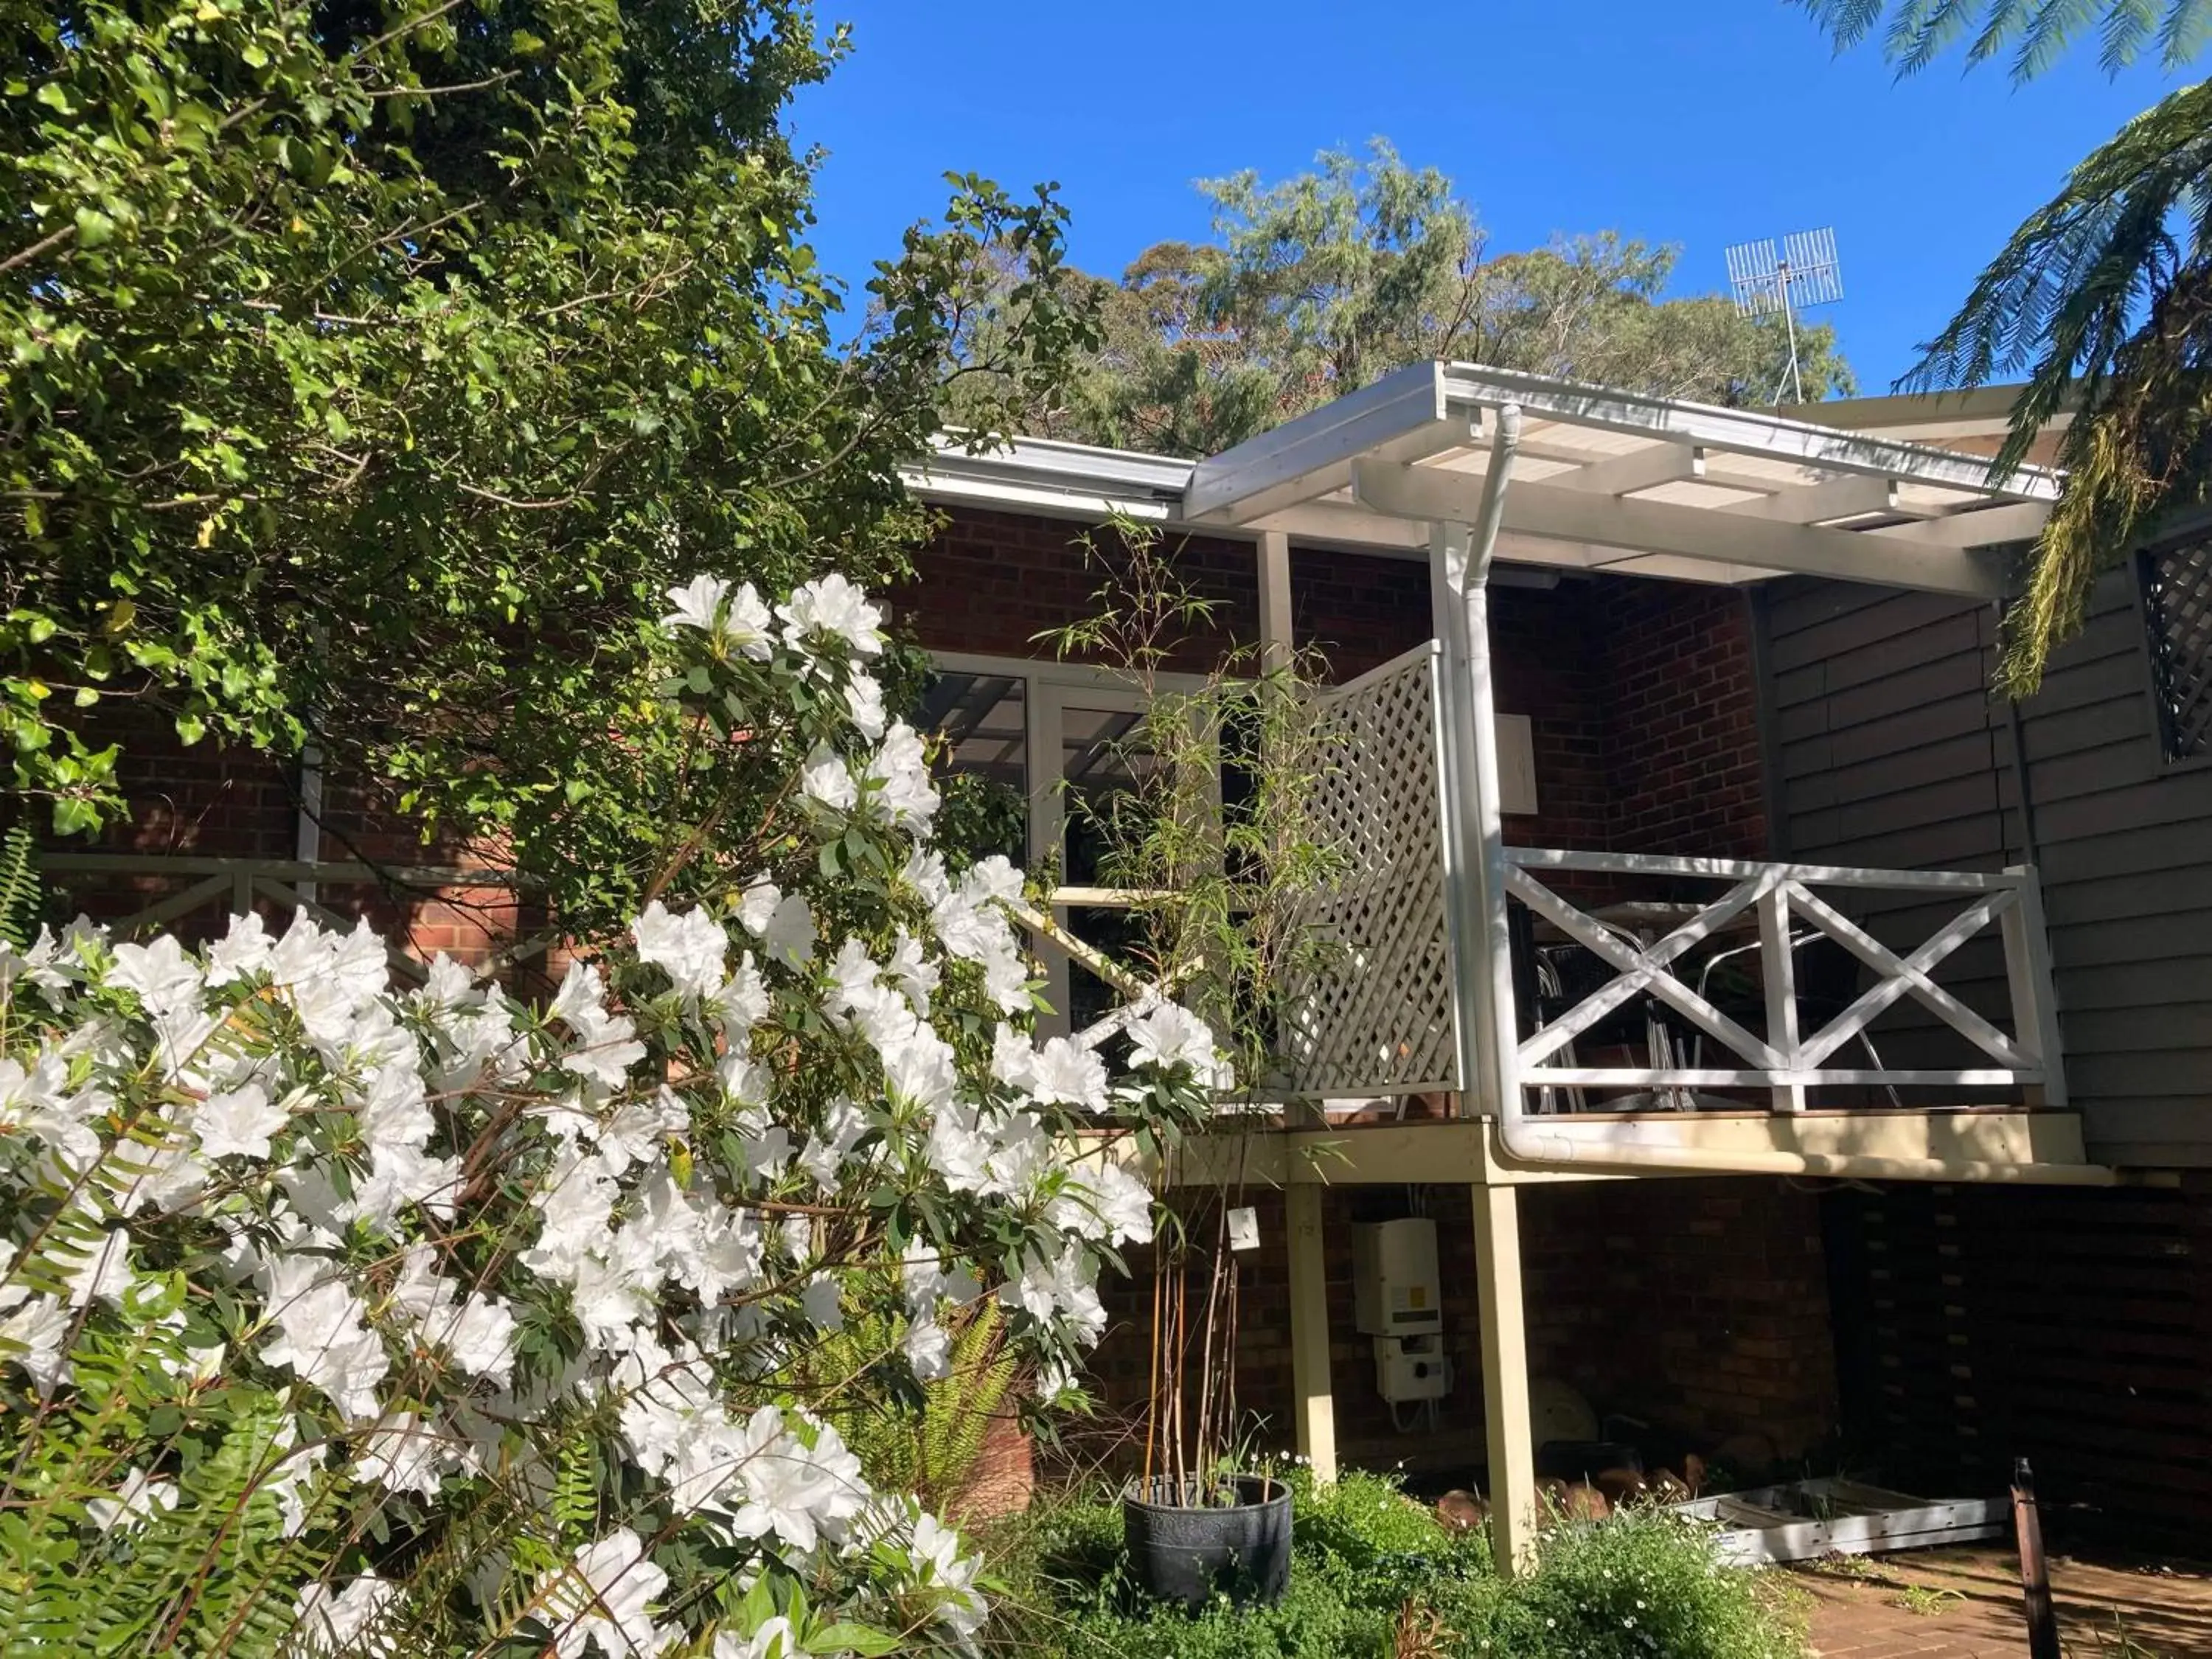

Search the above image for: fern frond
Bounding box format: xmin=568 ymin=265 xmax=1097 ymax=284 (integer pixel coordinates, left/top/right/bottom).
xmin=1793 ymin=0 xmax=2212 ymax=74
xmin=0 ymin=825 xmax=37 ymax=952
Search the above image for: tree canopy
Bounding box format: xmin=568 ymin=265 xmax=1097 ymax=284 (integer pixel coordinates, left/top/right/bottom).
xmin=1 ymin=0 xmax=1088 ymax=930
xmin=1797 ymin=0 xmax=2212 ymax=692
xmin=955 ymin=142 xmax=1851 ymax=457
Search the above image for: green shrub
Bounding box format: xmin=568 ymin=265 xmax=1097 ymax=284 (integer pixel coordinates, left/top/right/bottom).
xmin=978 ymin=1466 xmax=1809 ymax=1659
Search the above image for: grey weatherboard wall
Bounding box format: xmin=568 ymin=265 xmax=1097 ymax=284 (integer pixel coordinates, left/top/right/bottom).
xmin=1757 ymin=568 xmax=2212 ymax=1167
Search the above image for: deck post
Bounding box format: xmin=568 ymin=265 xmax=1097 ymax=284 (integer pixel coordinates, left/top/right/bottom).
xmin=1257 ymin=529 xmax=1293 ymax=676
xmin=1472 ymin=1178 xmax=1538 ymax=1571
xmin=1285 ymin=1182 xmax=1338 ymax=1484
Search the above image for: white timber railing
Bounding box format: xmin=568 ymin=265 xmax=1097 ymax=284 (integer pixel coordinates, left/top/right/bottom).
xmin=1505 ymin=849 xmax=2065 ymax=1113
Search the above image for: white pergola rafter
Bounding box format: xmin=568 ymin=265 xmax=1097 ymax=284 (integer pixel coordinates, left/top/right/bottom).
xmin=1180 ymin=361 xmax=2059 ymax=597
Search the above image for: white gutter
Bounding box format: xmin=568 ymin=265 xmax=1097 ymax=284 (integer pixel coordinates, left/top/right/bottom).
xmin=1432 ymin=408 xmax=2115 ymax=1188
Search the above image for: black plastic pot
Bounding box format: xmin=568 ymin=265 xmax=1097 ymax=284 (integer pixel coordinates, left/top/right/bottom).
xmin=1122 ymin=1473 xmax=1293 ymax=1607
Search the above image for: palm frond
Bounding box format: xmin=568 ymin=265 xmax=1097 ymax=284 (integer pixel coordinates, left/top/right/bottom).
xmin=1901 ymin=80 xmax=2212 ymax=465
xmin=1891 ymin=0 xmax=1984 ymax=73
xmin=2102 ymin=0 xmax=2163 ymax=72
xmin=2001 ymin=253 xmax=2212 ymax=694
xmin=2020 ymin=0 xmax=2107 ymax=77
xmin=2163 ymin=0 xmax=2212 ymax=65
xmin=1793 ymin=0 xmax=2212 ymax=74
xmin=1799 ymin=0 xmax=1900 ymax=49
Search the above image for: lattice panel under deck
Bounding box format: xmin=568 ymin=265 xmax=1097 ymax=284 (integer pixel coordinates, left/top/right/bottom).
xmin=1279 ymin=644 xmax=1458 ymax=1096
xmin=2144 ymin=535 xmax=2212 ymax=762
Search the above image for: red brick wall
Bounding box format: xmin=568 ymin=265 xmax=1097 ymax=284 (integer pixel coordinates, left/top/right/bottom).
xmin=898 ymin=507 xmax=1259 ymax=674
xmin=1085 ymin=1173 xmax=1837 ymax=1480
xmin=1591 ymin=580 xmax=1769 ymax=858
xmin=1522 ymin=1178 xmax=1837 ymax=1461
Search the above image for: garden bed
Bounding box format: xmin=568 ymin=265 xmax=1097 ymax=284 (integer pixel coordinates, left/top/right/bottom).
xmin=978 ymin=1467 xmax=1812 ymax=1658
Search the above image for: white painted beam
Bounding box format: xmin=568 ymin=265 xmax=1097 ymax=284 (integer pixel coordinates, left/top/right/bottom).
xmin=1185 ymin=362 xmax=1458 ymax=524
xmin=1548 ymin=442 xmax=1705 ymax=498
xmin=1351 ymin=459 xmax=2006 ymax=598
xmin=1721 ymin=474 xmax=1899 ymax=525
xmin=1437 ymin=362 xmax=2062 ymax=501
xmin=1870 ymin=500 xmax=2051 ymax=549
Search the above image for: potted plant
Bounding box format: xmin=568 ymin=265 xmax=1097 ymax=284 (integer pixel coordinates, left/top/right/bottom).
xmin=1047 ymin=521 xmax=1346 ymax=1607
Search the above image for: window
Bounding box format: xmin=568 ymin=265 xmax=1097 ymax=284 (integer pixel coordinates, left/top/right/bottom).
xmin=917 ymin=655 xmax=1200 ymax=1037
xmin=2140 ymin=532 xmax=2212 ymax=765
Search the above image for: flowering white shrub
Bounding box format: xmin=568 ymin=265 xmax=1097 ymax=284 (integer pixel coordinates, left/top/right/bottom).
xmin=0 ymin=575 xmax=1222 ymax=1656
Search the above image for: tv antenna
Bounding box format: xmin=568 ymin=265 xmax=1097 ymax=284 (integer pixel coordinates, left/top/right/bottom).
xmin=1725 ymin=227 xmax=1843 ymax=405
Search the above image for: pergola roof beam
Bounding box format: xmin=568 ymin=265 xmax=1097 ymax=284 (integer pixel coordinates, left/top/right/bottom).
xmin=1545 ymin=442 xmax=1707 ymax=498
xmin=1183 ymin=369 xmax=1465 ymax=524
xmin=1351 ymin=459 xmax=2006 ymax=598
xmin=1436 ymin=363 xmax=2061 ymax=502
xmin=1721 ymin=473 xmax=1901 ymax=525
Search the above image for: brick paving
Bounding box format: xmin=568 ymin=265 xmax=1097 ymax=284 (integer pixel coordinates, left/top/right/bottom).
xmin=1797 ymin=1546 xmax=2212 ymax=1658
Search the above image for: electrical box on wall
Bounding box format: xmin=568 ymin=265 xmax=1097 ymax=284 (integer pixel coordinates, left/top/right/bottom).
xmin=1352 ymin=1219 xmax=1442 ymax=1337
xmin=1374 ymin=1333 xmax=1453 ymax=1403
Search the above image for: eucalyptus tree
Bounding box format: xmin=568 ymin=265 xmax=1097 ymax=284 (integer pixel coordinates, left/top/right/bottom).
xmin=953 ymin=141 xmax=1850 ymax=456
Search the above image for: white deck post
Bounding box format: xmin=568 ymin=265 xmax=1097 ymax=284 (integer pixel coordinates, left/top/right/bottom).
xmin=1257 ymin=529 xmax=1293 ymax=678
xmin=1285 ymin=1182 xmax=1338 ymax=1483
xmin=1264 ymin=528 xmax=1339 ymax=1483
xmin=1431 ymin=512 xmax=1542 ymax=1573
xmin=2001 ymin=864 xmax=2067 ymax=1108
xmin=1759 ymin=883 xmax=1806 ymax=1112
xmin=1472 ymin=1179 xmax=1538 ymax=1571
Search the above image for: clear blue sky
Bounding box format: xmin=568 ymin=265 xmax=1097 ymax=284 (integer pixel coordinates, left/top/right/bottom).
xmin=790 ymin=3 xmax=2194 ymax=393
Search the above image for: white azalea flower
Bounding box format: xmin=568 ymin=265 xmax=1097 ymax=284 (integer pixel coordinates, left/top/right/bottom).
xmin=714 ymin=1407 xmax=869 ymax=1554
xmin=844 ymin=672 xmax=887 ymax=740
xmin=62 ymin=1227 xmax=133 ymax=1310
xmin=736 ymin=877 xmax=781 ymax=937
xmin=195 ymin=1080 xmax=290 ymax=1161
xmin=662 ymin=572 xmax=728 ymax=633
xmin=1001 ymin=1245 xmax=1107 ymax=1346
xmin=885 ymin=928 xmax=938 ymax=1015
xmin=1128 ymin=1000 xmax=1229 ymax=1085
xmin=539 ymin=1527 xmax=669 ymax=1659
xmin=714 ymin=1615 xmax=805 ymax=1659
xmin=85 ymin=1465 xmax=178 ymax=1534
xmin=356 ymin=1412 xmax=455 ymax=1497
xmin=859 ymin=722 xmax=937 ymax=828
xmin=777 ymin=572 xmax=882 ymax=658
xmin=108 ymin=934 xmax=204 ymax=1016
xmin=204 ymin=911 xmax=276 ymax=985
xmin=661 ymin=574 xmax=772 ymax=658
xmin=799 ymin=743 xmax=858 ymax=813
xmin=1029 ymin=1037 xmax=1110 ymax=1113
xmin=760 ymin=894 xmax=815 ymax=973
xmin=288 ymin=1574 xmax=400 ymax=1658
xmin=713 ymin=952 xmax=770 ymax=1041
xmin=905 ymin=1315 xmax=952 ymax=1382
xmin=796 ymin=1096 xmax=866 ymax=1190
xmin=257 ymin=1259 xmax=389 ymax=1422
xmin=630 ymin=902 xmax=728 ymax=1001
xmin=0 ymin=1295 xmax=72 ymax=1396
xmin=801 ymin=1273 xmax=844 ymax=1333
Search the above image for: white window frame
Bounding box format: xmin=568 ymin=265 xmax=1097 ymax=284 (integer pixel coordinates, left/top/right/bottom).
xmin=928 ymin=651 xmax=1211 ymax=1035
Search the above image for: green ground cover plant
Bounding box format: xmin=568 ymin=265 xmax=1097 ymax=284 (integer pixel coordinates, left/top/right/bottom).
xmin=977 ymin=1466 xmax=1810 ymax=1659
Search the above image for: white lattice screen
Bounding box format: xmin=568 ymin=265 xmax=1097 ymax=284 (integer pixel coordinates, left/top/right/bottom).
xmin=1278 ymin=643 xmax=1459 ymax=1096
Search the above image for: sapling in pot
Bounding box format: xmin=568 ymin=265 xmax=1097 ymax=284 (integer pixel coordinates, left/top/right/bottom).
xmin=1044 ymin=519 xmax=1347 ymax=1604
